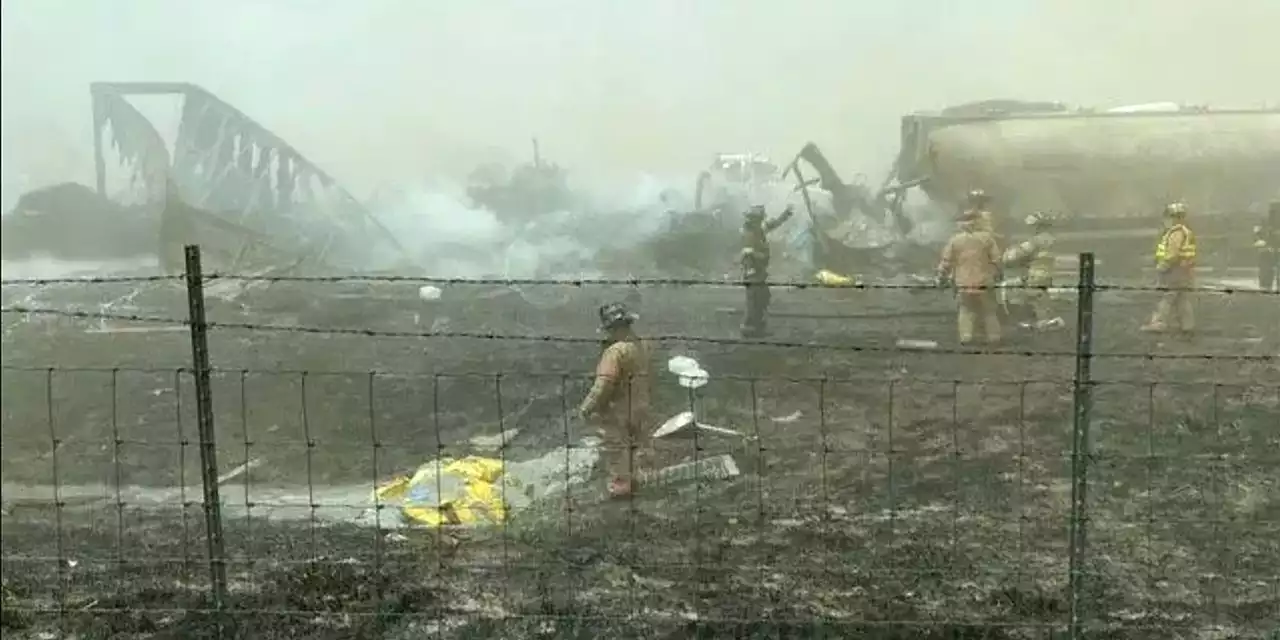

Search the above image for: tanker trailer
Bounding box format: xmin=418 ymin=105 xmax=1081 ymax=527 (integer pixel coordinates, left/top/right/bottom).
xmin=894 ymin=103 xmax=1280 ymax=271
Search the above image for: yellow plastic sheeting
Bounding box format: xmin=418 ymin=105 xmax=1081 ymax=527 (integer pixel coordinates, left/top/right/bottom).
xmin=373 ymin=456 xmax=511 ymax=527
xmin=815 ymin=269 xmax=857 ymax=287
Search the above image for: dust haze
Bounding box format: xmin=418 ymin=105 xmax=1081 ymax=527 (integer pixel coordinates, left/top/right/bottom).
xmin=4 ymin=0 xmax=1276 ymax=208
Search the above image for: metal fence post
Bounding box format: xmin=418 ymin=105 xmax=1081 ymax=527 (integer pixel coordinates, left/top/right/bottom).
xmin=1067 ymin=252 xmax=1096 ymax=639
xmin=184 ymin=245 xmax=228 ymax=620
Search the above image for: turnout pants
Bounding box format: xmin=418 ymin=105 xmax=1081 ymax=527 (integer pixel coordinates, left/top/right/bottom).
xmin=957 ymin=289 xmax=1001 ymax=344
xmin=1260 ymin=251 xmax=1279 ymax=292
xmin=742 ymin=278 xmax=772 ymax=335
xmin=596 ymin=416 xmax=650 ymax=485
xmin=1025 ymin=276 xmax=1055 ymax=324
xmin=1147 ymin=273 xmax=1196 ymax=332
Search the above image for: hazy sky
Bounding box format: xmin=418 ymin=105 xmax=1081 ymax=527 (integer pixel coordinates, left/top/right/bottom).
xmin=2 ymin=0 xmax=1277 ymax=209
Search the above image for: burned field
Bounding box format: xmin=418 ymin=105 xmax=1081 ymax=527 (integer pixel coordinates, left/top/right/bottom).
xmin=2 ymin=279 xmax=1278 ymax=639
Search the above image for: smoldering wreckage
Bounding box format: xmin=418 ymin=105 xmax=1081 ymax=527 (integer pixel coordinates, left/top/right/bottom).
xmin=4 ymin=83 xmax=1279 ymax=526
xmin=3 ymin=84 xmax=1280 ymax=637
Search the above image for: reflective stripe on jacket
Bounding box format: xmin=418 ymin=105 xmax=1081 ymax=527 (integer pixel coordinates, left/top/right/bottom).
xmin=1155 ymin=224 xmax=1196 ymax=266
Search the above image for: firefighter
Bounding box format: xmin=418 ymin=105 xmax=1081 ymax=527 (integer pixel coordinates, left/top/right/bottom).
xmin=1002 ymin=211 xmax=1065 ymax=330
xmin=739 ymin=203 xmax=795 ymax=337
xmin=577 ymin=302 xmax=652 ymax=498
xmin=1141 ymin=202 xmax=1198 ymax=334
xmin=937 ymin=209 xmax=1003 ymax=345
xmin=1254 ymin=201 xmax=1280 ymax=292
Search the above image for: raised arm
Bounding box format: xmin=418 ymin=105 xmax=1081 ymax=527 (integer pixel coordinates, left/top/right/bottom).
xmin=578 ymin=346 xmax=622 ymax=417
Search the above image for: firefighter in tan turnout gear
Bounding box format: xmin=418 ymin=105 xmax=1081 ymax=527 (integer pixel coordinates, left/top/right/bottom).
xmin=577 ymin=302 xmax=652 ymax=499
xmin=937 ymin=209 xmax=1003 ymax=345
xmin=1142 ymin=202 xmax=1198 ymax=334
xmin=739 ymin=203 xmax=795 ymax=337
xmin=1002 ymin=211 xmax=1065 ymax=330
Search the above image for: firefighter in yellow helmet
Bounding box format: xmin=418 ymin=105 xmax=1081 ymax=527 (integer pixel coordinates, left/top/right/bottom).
xmin=577 ymin=302 xmax=652 ymax=498
xmin=1003 ymin=211 xmax=1065 ymax=330
xmin=1141 ymin=202 xmax=1197 ymax=334
xmin=937 ymin=209 xmax=1002 ymax=345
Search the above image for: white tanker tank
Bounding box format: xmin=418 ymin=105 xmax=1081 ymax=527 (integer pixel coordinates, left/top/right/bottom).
xmin=892 ymin=100 xmax=1280 ymax=266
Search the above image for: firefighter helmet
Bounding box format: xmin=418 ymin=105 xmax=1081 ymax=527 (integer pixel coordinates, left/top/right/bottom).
xmin=1164 ymin=202 xmax=1189 ymax=218
xmin=1025 ymin=211 xmax=1055 ymax=227
xmin=598 ymin=302 xmax=638 ymax=331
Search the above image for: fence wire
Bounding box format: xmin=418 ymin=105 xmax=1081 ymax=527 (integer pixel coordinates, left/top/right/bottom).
xmin=2 ymin=248 xmax=1278 ymax=639
xmin=2 ymin=368 xmax=1277 ymax=639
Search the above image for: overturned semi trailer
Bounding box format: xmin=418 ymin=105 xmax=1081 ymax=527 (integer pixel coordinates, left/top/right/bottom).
xmin=90 ymin=82 xmax=411 ymax=275
xmin=891 ymin=100 xmax=1280 ymax=269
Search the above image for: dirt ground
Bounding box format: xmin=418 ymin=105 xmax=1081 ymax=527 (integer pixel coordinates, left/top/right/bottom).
xmin=2 ymin=279 xmax=1278 ymax=639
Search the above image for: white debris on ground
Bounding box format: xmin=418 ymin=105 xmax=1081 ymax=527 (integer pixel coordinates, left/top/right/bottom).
xmin=896 ymin=339 xmax=938 ymax=350
xmin=418 ymin=285 xmax=443 ymax=301
xmin=638 ymin=454 xmax=740 ymax=487
xmin=468 ymin=428 xmax=520 ymax=451
xmin=652 ymin=411 xmax=747 ymax=440
xmin=667 ymin=355 xmax=709 ymax=389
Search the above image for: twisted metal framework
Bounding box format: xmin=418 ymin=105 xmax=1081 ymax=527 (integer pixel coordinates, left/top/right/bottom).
xmin=89 ymin=82 xmax=408 ymax=270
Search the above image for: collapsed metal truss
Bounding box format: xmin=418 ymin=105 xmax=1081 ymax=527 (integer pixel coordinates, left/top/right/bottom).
xmin=90 ymin=82 xmax=407 ymax=270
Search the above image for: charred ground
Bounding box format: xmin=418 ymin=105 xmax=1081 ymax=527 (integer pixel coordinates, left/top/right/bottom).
xmin=2 ymin=280 xmax=1278 ymax=639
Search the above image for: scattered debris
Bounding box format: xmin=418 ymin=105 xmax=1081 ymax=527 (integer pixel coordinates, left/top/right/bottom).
xmin=652 ymin=411 xmax=749 ymax=440
xmin=772 ymin=410 xmax=803 ymax=423
xmin=815 ymin=269 xmax=858 ymax=287
xmin=371 ymin=439 xmax=599 ymax=529
xmin=373 ymin=456 xmax=508 ymax=528
xmin=217 ymin=458 xmax=262 ymax=485
xmin=468 ymin=428 xmax=519 ymax=452
xmin=667 ymin=356 xmax=709 ymax=389
xmin=896 ymin=339 xmax=938 ymax=350
xmin=418 ymin=285 xmax=443 ymax=301
xmin=639 ymin=454 xmax=740 ymax=487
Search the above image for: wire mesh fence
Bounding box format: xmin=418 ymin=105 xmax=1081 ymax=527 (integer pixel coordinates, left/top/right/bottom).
xmin=2 ymin=246 xmax=1278 ymax=639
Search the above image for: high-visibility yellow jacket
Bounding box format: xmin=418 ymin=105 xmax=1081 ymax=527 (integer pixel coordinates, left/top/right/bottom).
xmin=1155 ymin=224 xmax=1196 ymax=269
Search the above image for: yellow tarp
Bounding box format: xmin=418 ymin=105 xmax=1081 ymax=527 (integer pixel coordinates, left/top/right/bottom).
xmin=373 ymin=456 xmax=509 ymax=527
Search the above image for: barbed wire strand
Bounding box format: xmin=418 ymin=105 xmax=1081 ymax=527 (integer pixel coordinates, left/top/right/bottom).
xmin=5 ymin=363 xmax=1277 ymax=387
xmin=2 ymin=273 xmax=1278 ymax=295
xmin=3 ymin=305 xmax=1275 ymax=362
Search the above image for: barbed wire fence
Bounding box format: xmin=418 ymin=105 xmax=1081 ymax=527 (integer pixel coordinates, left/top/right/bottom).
xmin=1 ymin=245 xmax=1278 ymax=639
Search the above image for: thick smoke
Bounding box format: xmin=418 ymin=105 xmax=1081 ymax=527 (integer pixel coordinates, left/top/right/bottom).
xmin=368 ymin=174 xmax=682 ymax=278
xmin=3 ymin=0 xmax=1277 ymax=274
